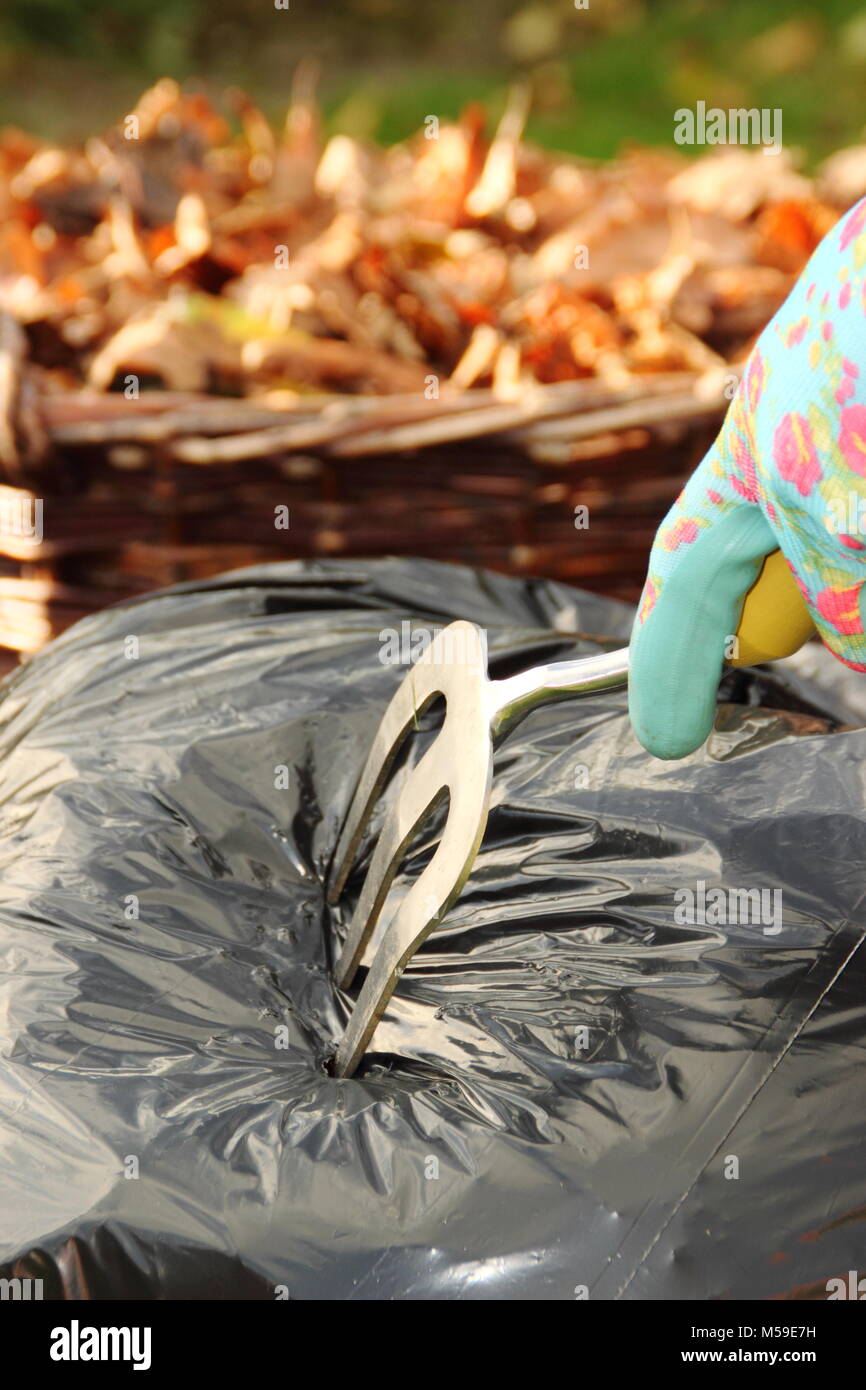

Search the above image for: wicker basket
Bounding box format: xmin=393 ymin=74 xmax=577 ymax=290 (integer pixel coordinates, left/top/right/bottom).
xmin=0 ymin=359 xmax=728 ymax=662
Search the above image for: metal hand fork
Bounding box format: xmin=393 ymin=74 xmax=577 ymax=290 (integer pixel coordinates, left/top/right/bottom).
xmin=327 ymin=620 xmax=629 ymax=1077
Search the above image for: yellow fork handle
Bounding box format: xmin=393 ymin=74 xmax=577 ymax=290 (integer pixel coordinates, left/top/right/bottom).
xmin=730 ymin=549 xmax=816 ymax=668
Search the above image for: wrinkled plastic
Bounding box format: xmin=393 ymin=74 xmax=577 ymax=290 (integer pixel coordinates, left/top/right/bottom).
xmin=0 ymin=557 xmax=864 ymax=1301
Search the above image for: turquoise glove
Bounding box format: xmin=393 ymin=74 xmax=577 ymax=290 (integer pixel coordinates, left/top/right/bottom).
xmin=629 ymin=196 xmax=866 ymax=759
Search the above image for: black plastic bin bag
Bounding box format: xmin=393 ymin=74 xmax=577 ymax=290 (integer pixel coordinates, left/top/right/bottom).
xmin=0 ymin=557 xmax=864 ymax=1300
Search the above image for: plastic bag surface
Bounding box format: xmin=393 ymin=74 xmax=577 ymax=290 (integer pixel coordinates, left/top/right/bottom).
xmin=0 ymin=557 xmax=864 ymax=1300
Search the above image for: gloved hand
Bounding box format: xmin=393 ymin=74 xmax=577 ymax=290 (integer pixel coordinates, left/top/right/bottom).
xmin=629 ymin=195 xmax=866 ymax=759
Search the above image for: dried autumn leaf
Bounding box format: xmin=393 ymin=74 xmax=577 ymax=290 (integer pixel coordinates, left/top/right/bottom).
xmin=88 ymin=305 xmax=241 ymax=392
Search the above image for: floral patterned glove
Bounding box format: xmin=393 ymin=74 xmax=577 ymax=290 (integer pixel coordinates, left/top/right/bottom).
xmin=629 ymin=196 xmax=866 ymax=759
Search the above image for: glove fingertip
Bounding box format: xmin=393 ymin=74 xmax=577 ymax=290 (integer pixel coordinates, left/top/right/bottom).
xmin=628 ymin=615 xmax=716 ymax=759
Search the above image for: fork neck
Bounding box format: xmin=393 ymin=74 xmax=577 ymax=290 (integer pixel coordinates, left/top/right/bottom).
xmin=487 ymin=647 xmax=629 ymax=740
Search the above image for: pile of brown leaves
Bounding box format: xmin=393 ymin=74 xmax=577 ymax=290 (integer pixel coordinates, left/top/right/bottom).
xmin=0 ymin=72 xmax=858 ymax=420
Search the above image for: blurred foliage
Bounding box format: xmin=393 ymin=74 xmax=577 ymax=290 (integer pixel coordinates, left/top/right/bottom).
xmin=1 ymin=0 xmax=866 ymax=162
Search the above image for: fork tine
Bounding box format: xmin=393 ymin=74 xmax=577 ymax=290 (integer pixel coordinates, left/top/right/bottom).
xmin=333 ymin=757 xmax=493 ymax=1078
xmin=335 ymin=737 xmax=448 ymax=988
xmin=327 ymin=664 xmax=436 ymax=907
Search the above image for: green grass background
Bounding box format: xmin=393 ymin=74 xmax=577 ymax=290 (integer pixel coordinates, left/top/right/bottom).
xmin=1 ymin=0 xmax=865 ymax=163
